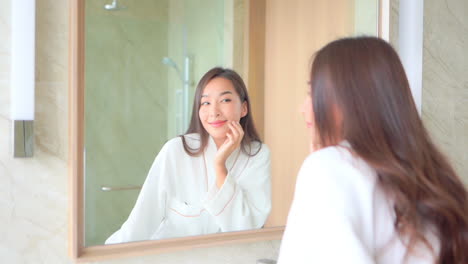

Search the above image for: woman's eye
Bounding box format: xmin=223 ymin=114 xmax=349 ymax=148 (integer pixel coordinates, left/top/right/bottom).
xmin=201 ymin=102 xmax=210 ymax=106
xmin=221 ymin=98 xmax=232 ymax=103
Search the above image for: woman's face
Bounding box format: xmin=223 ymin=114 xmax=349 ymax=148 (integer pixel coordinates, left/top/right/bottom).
xmin=301 ymin=87 xmax=318 ymax=152
xmin=199 ymin=77 xmax=247 ymax=144
xmin=302 ymin=81 xmax=343 ymax=152
xmin=301 ymin=89 xmax=314 ymax=130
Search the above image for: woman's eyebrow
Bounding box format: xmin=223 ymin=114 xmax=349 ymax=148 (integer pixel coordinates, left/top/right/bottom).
xmin=219 ymin=91 xmax=233 ymax=96
xmin=202 ymin=91 xmax=232 ymax=98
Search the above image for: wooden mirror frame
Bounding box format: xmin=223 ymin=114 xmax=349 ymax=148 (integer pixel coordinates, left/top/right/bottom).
xmin=68 ymin=0 xmax=281 ymax=262
xmin=69 ymin=0 xmax=390 ymax=262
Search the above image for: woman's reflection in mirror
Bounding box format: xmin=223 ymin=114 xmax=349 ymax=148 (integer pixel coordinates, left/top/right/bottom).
xmin=106 ymin=67 xmax=271 ymax=244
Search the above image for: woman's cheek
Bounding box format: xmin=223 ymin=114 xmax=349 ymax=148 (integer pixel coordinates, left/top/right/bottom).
xmin=198 ymin=108 xmax=206 ymax=121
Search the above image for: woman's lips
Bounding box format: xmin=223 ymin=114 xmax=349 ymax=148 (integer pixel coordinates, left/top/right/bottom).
xmin=306 ymin=122 xmax=313 ymax=128
xmin=209 ymin=120 xmax=227 ymax=128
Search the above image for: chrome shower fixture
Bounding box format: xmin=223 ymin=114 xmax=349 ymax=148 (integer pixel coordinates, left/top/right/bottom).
xmin=162 ymin=56 xmax=192 ymax=134
xmin=104 ymin=0 xmax=125 ymax=11
xmin=162 ymin=57 xmax=184 ymax=81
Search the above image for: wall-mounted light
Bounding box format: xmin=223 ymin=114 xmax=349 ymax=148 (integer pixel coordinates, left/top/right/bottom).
xmin=11 ymin=0 xmax=36 ymax=157
xmin=379 ymin=0 xmax=390 ymax=41
xmin=399 ymin=0 xmax=424 ymax=114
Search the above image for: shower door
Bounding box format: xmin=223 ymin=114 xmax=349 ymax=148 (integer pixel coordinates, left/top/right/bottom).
xmin=84 ymin=0 xmax=244 ymax=246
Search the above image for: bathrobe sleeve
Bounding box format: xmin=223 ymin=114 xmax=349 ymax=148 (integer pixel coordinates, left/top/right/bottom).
xmin=277 ymin=149 xmax=375 ymax=264
xmin=105 ymin=143 xmax=171 ymax=244
xmin=202 ymin=144 xmax=272 ymax=232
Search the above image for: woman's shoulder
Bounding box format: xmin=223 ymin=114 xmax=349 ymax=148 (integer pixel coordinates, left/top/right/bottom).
xmin=293 ymin=143 xmax=379 ymax=226
xmin=304 ymin=144 xmax=352 ymax=166
xmin=300 ymin=143 xmax=377 ymax=191
xmin=164 ymin=133 xmax=201 ymax=149
xmin=304 ymin=142 xmax=365 ymax=169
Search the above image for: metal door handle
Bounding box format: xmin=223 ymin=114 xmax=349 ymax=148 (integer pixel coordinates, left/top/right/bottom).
xmin=100 ymin=185 xmax=142 ymax=192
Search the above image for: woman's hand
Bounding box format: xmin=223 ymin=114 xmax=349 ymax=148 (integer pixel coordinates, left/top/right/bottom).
xmin=214 ymin=121 xmax=244 ymax=188
xmin=215 ymin=121 xmax=244 ymax=163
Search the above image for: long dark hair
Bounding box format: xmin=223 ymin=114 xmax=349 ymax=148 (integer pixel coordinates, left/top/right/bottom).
xmin=310 ymin=36 xmax=468 ymax=263
xmin=180 ymin=67 xmax=262 ymax=156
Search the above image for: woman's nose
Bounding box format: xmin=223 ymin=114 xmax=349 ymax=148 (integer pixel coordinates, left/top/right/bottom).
xmin=209 ymin=104 xmax=220 ymax=117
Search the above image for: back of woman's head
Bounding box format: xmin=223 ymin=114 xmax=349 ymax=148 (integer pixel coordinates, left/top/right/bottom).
xmin=310 ymin=36 xmax=468 ymax=263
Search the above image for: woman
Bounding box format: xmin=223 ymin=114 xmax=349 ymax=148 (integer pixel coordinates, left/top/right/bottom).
xmin=106 ymin=67 xmax=271 ymax=244
xmin=278 ymin=37 xmax=468 ymax=263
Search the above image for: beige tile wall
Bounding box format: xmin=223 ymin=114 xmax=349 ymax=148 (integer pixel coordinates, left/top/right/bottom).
xmin=389 ymin=0 xmax=467 ymax=185
xmin=422 ymin=0 xmax=468 ymax=184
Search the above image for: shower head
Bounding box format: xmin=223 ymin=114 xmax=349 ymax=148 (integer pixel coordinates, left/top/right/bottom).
xmin=162 ymin=57 xmax=178 ymax=69
xmin=162 ymin=57 xmax=183 ymax=80
xmin=104 ymin=0 xmax=125 ymax=11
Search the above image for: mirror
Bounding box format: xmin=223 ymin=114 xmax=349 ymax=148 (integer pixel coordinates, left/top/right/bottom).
xmin=69 ymin=0 xmax=387 ymax=261
xmin=83 ymin=0 xmax=253 ymax=247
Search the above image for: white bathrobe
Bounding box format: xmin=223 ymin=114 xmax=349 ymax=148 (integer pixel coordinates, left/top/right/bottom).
xmin=278 ymin=142 xmax=438 ymax=263
xmin=105 ymin=133 xmax=271 ymax=244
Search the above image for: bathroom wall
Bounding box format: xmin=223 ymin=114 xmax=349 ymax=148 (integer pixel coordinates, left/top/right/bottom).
xmin=84 ymin=0 xmax=170 ymax=246
xmin=354 ymin=0 xmax=379 ymax=36
xmin=166 ymin=0 xmax=225 ymax=137
xmin=264 ymin=0 xmax=355 ymax=227
xmin=421 ymin=0 xmax=468 ymax=185
xmin=1 ymin=0 xmax=70 ymax=262
xmin=1 ymin=0 xmax=466 ymax=263
xmin=389 ymin=0 xmax=468 ymax=185
xmin=165 ymin=0 xmax=246 ymax=138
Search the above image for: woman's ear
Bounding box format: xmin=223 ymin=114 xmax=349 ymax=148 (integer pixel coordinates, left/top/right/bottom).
xmin=241 ymin=101 xmax=248 ymax=118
